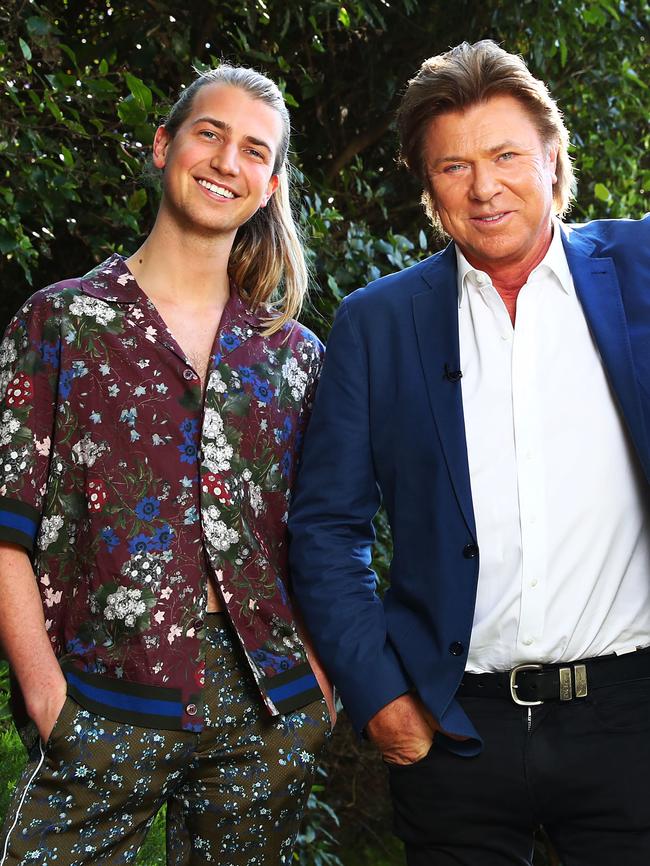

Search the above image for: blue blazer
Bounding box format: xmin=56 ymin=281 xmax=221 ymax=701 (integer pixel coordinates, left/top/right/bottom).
xmin=289 ymin=217 xmax=650 ymax=752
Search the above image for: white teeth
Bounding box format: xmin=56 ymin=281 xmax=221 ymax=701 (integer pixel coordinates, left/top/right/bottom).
xmin=480 ymin=214 xmax=503 ymax=221
xmin=198 ymin=179 xmax=235 ymax=199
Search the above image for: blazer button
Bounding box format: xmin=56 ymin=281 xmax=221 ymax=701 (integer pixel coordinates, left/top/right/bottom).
xmin=449 ymin=642 xmax=465 ymax=656
xmin=463 ymin=543 xmax=479 ymax=559
xmin=186 ymin=703 xmax=198 ymax=716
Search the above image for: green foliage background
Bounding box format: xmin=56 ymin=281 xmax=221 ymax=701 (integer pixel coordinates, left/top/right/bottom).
xmin=0 ymin=0 xmax=648 ymax=863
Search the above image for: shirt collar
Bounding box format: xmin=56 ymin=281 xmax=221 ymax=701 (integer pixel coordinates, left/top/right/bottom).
xmin=456 ymin=219 xmax=574 ymax=308
xmin=79 ymin=253 xmax=268 ymax=330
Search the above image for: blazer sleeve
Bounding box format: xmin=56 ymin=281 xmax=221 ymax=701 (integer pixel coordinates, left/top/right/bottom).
xmin=288 ymin=298 xmax=411 ymax=732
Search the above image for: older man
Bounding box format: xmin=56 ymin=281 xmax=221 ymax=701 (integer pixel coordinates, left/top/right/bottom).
xmin=289 ymin=40 xmax=650 ymax=866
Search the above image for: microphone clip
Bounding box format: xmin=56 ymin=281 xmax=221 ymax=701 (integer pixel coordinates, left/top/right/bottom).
xmin=443 ymin=364 xmax=463 ymax=383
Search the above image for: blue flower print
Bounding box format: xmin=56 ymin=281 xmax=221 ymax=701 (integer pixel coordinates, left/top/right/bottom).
xmin=128 ymin=534 xmax=150 ymax=555
xmin=179 ymin=418 xmax=199 ymax=439
xmin=66 ymin=637 xmax=95 ymax=655
xmin=39 ymin=340 xmax=60 ymax=367
xmin=239 ymin=366 xmax=255 ymax=383
xmin=101 ymin=527 xmax=119 ymax=551
xmin=151 ymin=524 xmax=174 ymax=551
xmin=253 ymin=379 xmax=274 ymax=404
xmin=135 ymin=497 xmax=161 ymax=522
xmin=251 ymin=648 xmax=292 ymax=674
xmin=280 ymin=450 xmax=293 ymax=478
xmin=58 ymin=369 xmax=74 ymax=399
xmin=178 ymin=441 xmax=198 ymax=463
xmin=220 ymin=331 xmax=241 ymax=352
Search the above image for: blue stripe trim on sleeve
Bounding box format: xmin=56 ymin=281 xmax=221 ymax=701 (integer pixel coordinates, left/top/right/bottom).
xmin=0 ymin=510 xmax=38 ymax=540
xmin=65 ymin=672 xmax=183 ymax=717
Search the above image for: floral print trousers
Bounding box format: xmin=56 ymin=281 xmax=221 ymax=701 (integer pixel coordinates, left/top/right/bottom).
xmin=0 ymin=614 xmax=330 ymax=865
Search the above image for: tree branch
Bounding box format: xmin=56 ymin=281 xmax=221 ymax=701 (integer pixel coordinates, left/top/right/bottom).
xmin=325 ymin=113 xmax=394 ymax=182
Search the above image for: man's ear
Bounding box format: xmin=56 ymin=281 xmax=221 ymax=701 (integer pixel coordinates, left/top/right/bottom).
xmin=152 ymin=126 xmax=171 ymax=170
xmin=261 ymin=173 xmax=280 ymax=208
xmin=548 ymin=144 xmax=559 ymax=185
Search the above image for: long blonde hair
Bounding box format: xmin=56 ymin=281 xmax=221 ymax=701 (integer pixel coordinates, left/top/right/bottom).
xmin=164 ymin=65 xmax=308 ymax=334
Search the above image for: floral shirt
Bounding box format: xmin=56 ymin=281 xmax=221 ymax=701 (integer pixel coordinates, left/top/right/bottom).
xmin=0 ymin=254 xmax=324 ymax=736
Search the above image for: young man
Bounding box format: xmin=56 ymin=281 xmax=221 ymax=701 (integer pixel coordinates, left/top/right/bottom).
xmin=289 ymin=41 xmax=650 ymax=865
xmin=0 ymin=65 xmax=332 ymax=865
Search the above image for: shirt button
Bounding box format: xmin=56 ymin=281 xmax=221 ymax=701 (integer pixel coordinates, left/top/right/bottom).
xmin=522 ymin=638 xmax=534 ymax=647
xmin=186 ymin=703 xmax=197 ymax=716
xmin=449 ymin=641 xmax=465 ymax=656
xmin=530 ymin=579 xmax=538 ymax=588
xmin=475 ymin=273 xmax=488 ymax=286
xmin=183 ymin=369 xmax=196 ymax=380
xmin=463 ymin=543 xmax=479 ymax=559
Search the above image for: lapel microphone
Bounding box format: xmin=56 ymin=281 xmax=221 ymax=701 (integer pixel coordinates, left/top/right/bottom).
xmin=444 ymin=363 xmax=463 ymax=383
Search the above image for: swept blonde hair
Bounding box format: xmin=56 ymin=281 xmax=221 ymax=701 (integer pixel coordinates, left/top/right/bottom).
xmin=164 ymin=65 xmax=308 ymax=334
xmin=397 ymin=40 xmax=576 ymax=227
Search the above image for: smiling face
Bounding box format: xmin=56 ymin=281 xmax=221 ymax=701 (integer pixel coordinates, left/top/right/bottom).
xmin=424 ymin=94 xmax=558 ymax=279
xmin=153 ymin=83 xmax=283 ymax=241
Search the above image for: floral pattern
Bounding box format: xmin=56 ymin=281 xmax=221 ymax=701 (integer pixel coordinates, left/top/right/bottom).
xmin=0 ymin=255 xmax=324 ymax=737
xmin=1 ymin=618 xmax=329 ymax=865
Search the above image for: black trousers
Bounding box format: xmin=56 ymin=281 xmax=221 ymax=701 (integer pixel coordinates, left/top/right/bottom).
xmin=388 ymin=678 xmax=650 ymax=865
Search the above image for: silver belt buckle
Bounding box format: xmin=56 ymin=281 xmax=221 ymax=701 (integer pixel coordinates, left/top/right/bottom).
xmin=509 ymin=663 xmax=544 ymax=706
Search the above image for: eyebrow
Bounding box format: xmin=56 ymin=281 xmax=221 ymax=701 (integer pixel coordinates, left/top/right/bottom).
xmin=191 ymin=116 xmax=273 ymax=154
xmin=431 ymin=140 xmax=522 ymax=168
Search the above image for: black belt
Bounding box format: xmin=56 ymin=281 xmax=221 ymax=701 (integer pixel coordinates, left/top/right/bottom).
xmin=458 ymin=648 xmax=650 ymax=706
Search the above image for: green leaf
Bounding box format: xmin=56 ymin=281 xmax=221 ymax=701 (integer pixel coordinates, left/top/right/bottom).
xmin=124 ymin=72 xmax=152 ymax=111
xmin=594 ymin=182 xmax=611 ymax=201
xmin=44 ymin=94 xmax=63 ymax=122
xmin=326 ymin=274 xmax=343 ymax=300
xmin=127 ymin=188 xmax=147 ymax=212
xmin=19 ymin=37 xmax=32 ymax=61
xmin=99 ymin=58 xmax=108 ymax=75
xmin=60 ymin=145 xmax=74 ymax=167
xmin=117 ymin=95 xmax=148 ymax=125
xmin=25 ymin=16 xmax=52 ymax=39
xmin=59 ymin=43 xmax=77 ymax=65
xmin=338 ymin=7 xmax=351 ymax=28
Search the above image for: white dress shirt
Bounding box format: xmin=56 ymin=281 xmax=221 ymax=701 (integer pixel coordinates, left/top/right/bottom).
xmin=457 ymin=222 xmax=650 ymax=673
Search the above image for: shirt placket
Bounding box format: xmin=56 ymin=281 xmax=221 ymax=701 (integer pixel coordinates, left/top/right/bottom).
xmin=511 ymin=279 xmax=548 ymax=657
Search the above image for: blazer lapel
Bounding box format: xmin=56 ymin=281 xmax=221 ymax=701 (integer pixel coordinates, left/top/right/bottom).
xmin=563 ymin=227 xmax=649 ymax=478
xmin=412 ymin=245 xmax=476 ymax=538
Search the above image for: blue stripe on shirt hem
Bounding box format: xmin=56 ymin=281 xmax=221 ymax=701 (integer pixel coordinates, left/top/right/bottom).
xmin=65 ymin=672 xmax=183 ymax=717
xmin=266 ymin=672 xmax=319 ymax=702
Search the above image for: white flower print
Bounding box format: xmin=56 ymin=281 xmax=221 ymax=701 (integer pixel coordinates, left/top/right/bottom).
xmin=248 ymin=482 xmax=264 ymax=517
xmin=207 ymin=370 xmax=227 ymax=393
xmin=37 ymin=515 xmax=64 ymax=550
xmin=71 ymin=433 xmax=107 ymax=467
xmin=203 ymin=505 xmax=239 ymax=551
xmin=281 ymin=356 xmax=308 ymax=400
xmin=69 ymin=296 xmax=117 ymax=326
xmin=103 ymin=586 xmax=147 ymax=626
xmin=202 ymin=441 xmax=233 ymax=473
xmin=0 ymin=410 xmax=20 ymax=447
xmin=202 ymin=407 xmax=224 ymax=439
